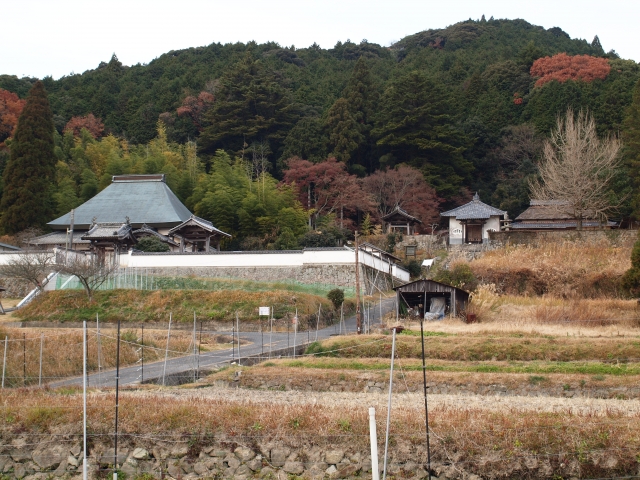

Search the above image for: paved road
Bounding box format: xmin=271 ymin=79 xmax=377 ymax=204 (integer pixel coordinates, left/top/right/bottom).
xmin=51 ymin=296 xmax=397 ymax=388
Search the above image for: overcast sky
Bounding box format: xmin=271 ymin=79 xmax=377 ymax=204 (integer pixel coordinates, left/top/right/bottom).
xmin=2 ymin=0 xmax=638 ymax=80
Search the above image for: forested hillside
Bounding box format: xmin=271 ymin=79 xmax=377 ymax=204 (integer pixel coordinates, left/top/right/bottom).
xmin=1 ymin=17 xmax=640 ymax=246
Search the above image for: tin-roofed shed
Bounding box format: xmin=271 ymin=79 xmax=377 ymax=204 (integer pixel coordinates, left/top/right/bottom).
xmin=394 ymin=279 xmax=470 ymax=319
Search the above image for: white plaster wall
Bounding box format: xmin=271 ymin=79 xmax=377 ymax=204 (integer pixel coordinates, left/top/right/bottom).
xmin=122 ymin=251 xmax=305 ymax=268
xmin=448 ymin=218 xmax=463 ymax=244
xmin=0 ymin=252 xmax=21 ymax=265
xmin=119 ymin=248 xmax=411 ymax=282
xmin=392 ymin=265 xmax=411 ymax=282
xmin=123 ymin=249 xmax=363 ymax=269
xmin=449 ymin=218 xmax=463 ymax=239
xmin=484 ymin=216 xmax=502 ymax=240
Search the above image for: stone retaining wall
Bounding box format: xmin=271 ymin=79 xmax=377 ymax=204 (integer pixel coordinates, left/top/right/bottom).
xmin=489 ymin=229 xmax=637 ymax=247
xmin=0 ymin=435 xmax=442 ymax=480
xmin=134 ymin=264 xmax=395 ymax=295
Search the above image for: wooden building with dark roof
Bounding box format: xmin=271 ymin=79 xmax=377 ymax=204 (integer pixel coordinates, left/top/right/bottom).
xmin=440 ymin=193 xmax=506 ymax=244
xmin=382 ymin=207 xmax=422 ymax=235
xmin=33 ymin=174 xmax=230 ymax=252
xmin=512 ymin=200 xmax=617 ymax=230
xmin=394 ymin=279 xmax=470 ymax=319
xmin=168 ymin=215 xmax=232 ymax=252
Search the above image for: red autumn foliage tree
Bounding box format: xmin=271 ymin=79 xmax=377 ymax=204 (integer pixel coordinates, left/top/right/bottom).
xmin=530 ymin=53 xmax=610 ymax=87
xmin=362 ymin=165 xmax=441 ymax=232
xmin=63 ymin=113 xmax=105 ymax=138
xmin=0 ymin=89 xmax=26 ymax=145
xmin=176 ymin=91 xmax=215 ymax=130
xmin=282 ymin=156 xmax=372 ymax=228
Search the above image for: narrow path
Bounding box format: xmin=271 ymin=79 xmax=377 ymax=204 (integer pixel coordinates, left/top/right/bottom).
xmin=51 ymin=296 xmax=397 ymax=388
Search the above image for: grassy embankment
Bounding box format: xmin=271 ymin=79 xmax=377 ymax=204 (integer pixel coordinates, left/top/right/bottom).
xmin=465 ymin=238 xmax=632 ymax=299
xmin=14 ymin=287 xmax=338 ymax=324
xmin=205 ymin=329 xmax=640 ymax=393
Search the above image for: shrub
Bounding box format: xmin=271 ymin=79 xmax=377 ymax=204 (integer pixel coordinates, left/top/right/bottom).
xmin=327 ymin=288 xmax=345 ymax=310
xmin=135 ymin=236 xmax=170 ymax=252
xmin=274 ymin=227 xmax=299 ymax=250
xmin=299 ymin=224 xmax=352 ymax=248
xmin=298 ymin=230 xmax=338 ymax=248
xmin=402 ymin=260 xmax=423 ymax=279
xmin=387 ymin=232 xmax=403 ymax=252
xmin=622 ymin=231 xmax=640 ymax=296
xmin=434 ymin=263 xmax=478 ymax=291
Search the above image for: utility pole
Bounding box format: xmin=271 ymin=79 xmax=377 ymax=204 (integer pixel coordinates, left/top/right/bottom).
xmin=355 ymin=232 xmax=362 ymax=334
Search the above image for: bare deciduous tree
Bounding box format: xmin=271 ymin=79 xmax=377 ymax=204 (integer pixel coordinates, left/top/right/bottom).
xmin=529 ymin=108 xmax=622 ymax=230
xmin=59 ymin=254 xmax=118 ymax=302
xmin=0 ymin=251 xmax=55 ymax=292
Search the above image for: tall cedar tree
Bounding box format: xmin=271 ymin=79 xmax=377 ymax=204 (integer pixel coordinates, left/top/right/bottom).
xmin=0 ymin=81 xmax=56 ymax=234
xmin=199 ymin=54 xmax=297 ymax=166
xmin=373 ymin=71 xmax=471 ymax=199
xmin=623 ymin=78 xmax=640 ymax=219
xmin=341 ymin=57 xmax=379 ymax=169
xmin=280 ymin=116 xmax=328 ymax=164
xmin=326 ymin=98 xmax=362 ymax=163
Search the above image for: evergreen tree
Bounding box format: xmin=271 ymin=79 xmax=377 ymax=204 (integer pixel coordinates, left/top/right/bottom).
xmin=280 ymin=116 xmax=328 ymax=165
xmin=326 ymin=98 xmax=362 ymax=163
xmin=0 ymin=81 xmax=56 ymax=233
xmin=622 ymin=231 xmax=640 ymax=296
xmin=341 ymin=57 xmax=379 ymax=169
xmin=373 ymin=71 xmax=471 ymax=198
xmin=623 ymin=78 xmax=640 ymax=219
xmin=199 ymin=54 xmax=297 ymax=166
xmin=343 ymin=57 xmax=377 ymax=130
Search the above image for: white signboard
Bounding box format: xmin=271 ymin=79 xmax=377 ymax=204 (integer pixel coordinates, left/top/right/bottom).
xmin=259 ymin=306 xmax=270 ymax=316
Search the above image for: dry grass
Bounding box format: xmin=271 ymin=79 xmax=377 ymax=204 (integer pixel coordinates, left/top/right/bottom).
xmin=0 ymin=326 xmax=234 ymax=387
xmin=307 ymin=332 xmax=640 ymax=362
xmin=462 ymin=284 xmax=640 ymax=328
xmin=15 ymin=289 xmax=335 ymax=325
xmin=0 ymin=297 xmax=20 ymax=309
xmin=2 ymin=386 xmax=640 ymax=478
xmin=206 ymin=359 xmax=640 ymax=394
xmin=468 ymin=240 xmax=631 ymax=298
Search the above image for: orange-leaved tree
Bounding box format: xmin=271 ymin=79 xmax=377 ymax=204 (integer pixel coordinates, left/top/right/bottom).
xmin=530 ymin=53 xmax=610 ymax=87
xmin=176 ymin=91 xmax=215 ymax=131
xmin=63 ymin=113 xmax=105 ymax=138
xmin=0 ymin=89 xmax=26 ymax=146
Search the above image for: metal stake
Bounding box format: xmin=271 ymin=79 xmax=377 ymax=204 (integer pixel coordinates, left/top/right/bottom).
xmin=83 ymin=321 xmax=88 ymax=480
xmin=162 ymin=313 xmax=172 ymax=386
xmin=113 ymin=320 xmax=121 ymax=480
xmin=2 ymin=336 xmax=7 ymax=388
xmin=38 ymin=333 xmax=43 ymax=387
xmin=421 ymin=317 xmax=432 ymax=479
xmin=236 ymin=312 xmax=240 ymax=366
xmin=141 ymin=324 xmax=144 ymax=384
xmin=382 ymin=328 xmax=397 ymax=480
xmin=23 ymin=333 xmax=26 ymax=386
